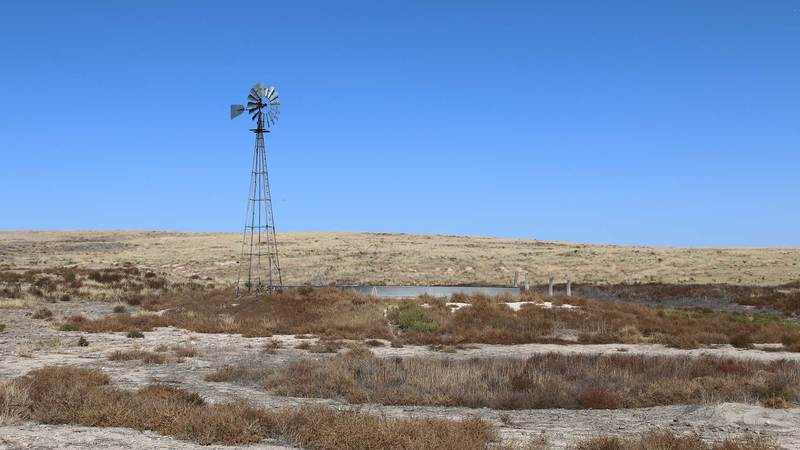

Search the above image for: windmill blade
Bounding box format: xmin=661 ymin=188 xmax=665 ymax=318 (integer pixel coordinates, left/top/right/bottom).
xmin=230 ymin=104 xmax=245 ymax=119
xmin=267 ymin=87 xmax=278 ymax=101
xmin=248 ymin=92 xmax=260 ymax=103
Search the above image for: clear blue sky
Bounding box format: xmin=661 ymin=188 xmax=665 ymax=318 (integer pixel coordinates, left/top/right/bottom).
xmin=1 ymin=1 xmax=798 ymax=247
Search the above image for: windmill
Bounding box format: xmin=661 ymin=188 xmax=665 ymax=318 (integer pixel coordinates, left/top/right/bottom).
xmin=231 ymin=83 xmax=282 ymax=295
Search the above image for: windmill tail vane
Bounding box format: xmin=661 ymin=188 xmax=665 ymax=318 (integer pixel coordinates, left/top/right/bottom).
xmin=231 ymin=83 xmax=282 ymax=296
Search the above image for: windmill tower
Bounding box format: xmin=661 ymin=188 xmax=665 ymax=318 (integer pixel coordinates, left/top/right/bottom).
xmin=231 ymin=83 xmax=282 ymax=295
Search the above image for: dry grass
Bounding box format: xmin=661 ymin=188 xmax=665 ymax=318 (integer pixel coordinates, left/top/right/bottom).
xmin=59 ymin=288 xmax=800 ymax=349
xmin=3 ymin=366 xmax=497 ymax=449
xmin=579 ymin=282 xmax=800 ymax=318
xmin=107 ymin=350 xmax=167 ymax=364
xmin=387 ymin=294 xmax=800 ymax=348
xmin=0 ymin=265 xmax=178 ymax=304
xmin=3 ymin=231 xmax=800 ymax=286
xmin=31 ymin=307 xmax=53 ymax=320
xmin=62 ymin=287 xmax=391 ymax=339
xmin=0 ymin=366 xmax=781 ymax=449
xmin=210 ymin=349 xmax=800 ymax=409
xmin=571 ymin=431 xmax=778 ymax=450
xmin=171 ymin=344 xmax=198 ymax=358
xmin=0 ymin=381 xmax=29 ymax=425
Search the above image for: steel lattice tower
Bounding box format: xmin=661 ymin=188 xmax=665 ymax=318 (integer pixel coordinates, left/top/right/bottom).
xmin=231 ymin=83 xmax=282 ymax=295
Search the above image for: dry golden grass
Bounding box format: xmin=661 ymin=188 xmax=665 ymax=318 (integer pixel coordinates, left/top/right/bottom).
xmin=210 ymin=348 xmax=800 ymax=409
xmin=570 ymin=431 xmax=778 ymax=450
xmin=3 ymin=366 xmax=497 ymax=449
xmin=0 ymin=381 xmax=29 ymax=425
xmin=2 ymin=230 xmax=799 ymax=286
xmin=107 ymin=350 xmax=167 ymax=364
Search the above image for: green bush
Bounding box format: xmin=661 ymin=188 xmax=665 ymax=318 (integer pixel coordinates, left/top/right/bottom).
xmin=393 ymin=301 xmax=438 ymax=333
xmin=59 ymin=323 xmax=79 ymax=332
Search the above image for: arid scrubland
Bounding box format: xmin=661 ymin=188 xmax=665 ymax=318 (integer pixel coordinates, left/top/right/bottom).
xmin=2 ymin=230 xmax=800 ymax=286
xmin=2 ymin=231 xmax=800 ymax=449
xmin=52 ymin=287 xmax=800 ymax=351
xmin=209 ymin=348 xmax=800 ymax=410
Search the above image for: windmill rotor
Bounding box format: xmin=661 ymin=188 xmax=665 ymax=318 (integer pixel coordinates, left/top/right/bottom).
xmin=233 ymin=83 xmax=280 ymax=128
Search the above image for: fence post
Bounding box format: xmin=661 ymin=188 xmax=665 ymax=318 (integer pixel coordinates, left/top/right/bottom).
xmin=566 ymin=279 xmax=572 ymax=297
xmin=513 ymin=271 xmax=519 ymax=288
xmin=524 ymin=272 xmax=530 ymax=290
xmin=548 ymin=278 xmax=554 ymax=297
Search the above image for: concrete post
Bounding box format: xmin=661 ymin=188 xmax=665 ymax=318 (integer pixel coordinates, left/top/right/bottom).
xmin=566 ymin=279 xmax=572 ymax=297
xmin=524 ymin=272 xmax=530 ymax=290
xmin=548 ymin=278 xmax=554 ymax=297
xmin=513 ymin=271 xmax=519 ymax=288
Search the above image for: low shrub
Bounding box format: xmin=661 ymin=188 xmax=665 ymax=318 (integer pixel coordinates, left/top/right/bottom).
xmin=254 ymin=350 xmax=800 ymax=410
xmin=32 ymin=307 xmax=53 ymax=320
xmin=389 ymin=301 xmax=439 ymax=333
xmin=172 ymin=344 xmax=198 ymax=358
xmin=573 ymin=431 xmax=778 ymax=450
xmin=7 ymin=366 xmax=497 ymax=449
xmin=59 ymin=323 xmax=79 ymax=332
xmin=108 ymin=350 xmax=166 ymax=364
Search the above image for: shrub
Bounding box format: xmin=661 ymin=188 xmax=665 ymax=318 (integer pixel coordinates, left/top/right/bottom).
xmin=263 ymin=339 xmax=282 ymax=353
xmin=112 ymin=305 xmax=126 ymax=313
xmin=108 ymin=350 xmax=166 ymax=364
xmin=256 ymin=350 xmax=800 ymax=410
xmin=7 ymin=366 xmax=497 ymax=448
xmin=126 ymin=330 xmax=145 ymax=338
xmin=59 ymin=294 xmax=71 ymax=302
xmin=32 ymin=308 xmax=53 ymax=320
xmin=77 ymin=336 xmax=89 ymax=347
xmin=730 ymin=333 xmax=754 ymax=349
xmin=390 ymin=301 xmax=439 ymax=333
xmin=309 ymin=340 xmax=344 ymax=353
xmin=172 ymin=345 xmax=198 ymax=358
xmin=59 ymin=323 xmax=79 ymax=332
xmin=573 ymin=431 xmax=778 ymax=450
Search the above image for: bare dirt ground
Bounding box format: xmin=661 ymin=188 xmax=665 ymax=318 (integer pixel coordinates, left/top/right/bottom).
xmin=2 ymin=301 xmax=800 ymax=449
xmin=2 ymin=230 xmax=799 ymax=286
